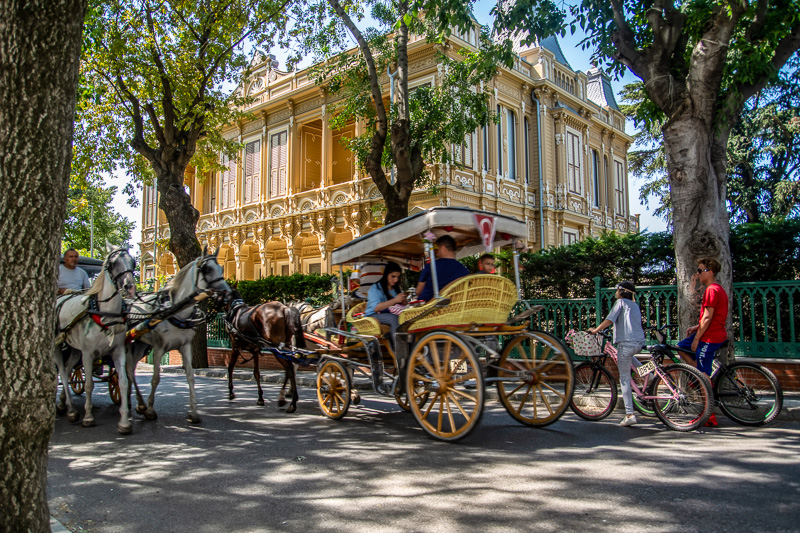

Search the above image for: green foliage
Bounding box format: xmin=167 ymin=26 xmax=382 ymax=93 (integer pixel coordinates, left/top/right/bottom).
xmin=730 ymin=218 xmax=800 ymax=281
xmin=516 ymin=220 xmax=800 ymax=299
xmin=233 ymin=273 xmax=338 ymax=307
xmin=622 ymin=55 xmax=800 ymax=225
xmin=619 ymin=82 xmax=671 ymax=224
xmin=63 ymin=176 xmax=134 ymax=258
xmin=518 ymin=231 xmax=676 ymax=299
xmin=727 ymin=55 xmax=800 ymax=223
xmin=289 ymin=0 xmax=546 ymax=222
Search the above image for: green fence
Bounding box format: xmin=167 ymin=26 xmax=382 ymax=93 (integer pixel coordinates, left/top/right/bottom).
xmin=206 ymin=278 xmax=800 ymax=358
xmin=523 ymin=277 xmax=800 ymax=359
xmin=208 ymin=312 xmax=230 ymax=348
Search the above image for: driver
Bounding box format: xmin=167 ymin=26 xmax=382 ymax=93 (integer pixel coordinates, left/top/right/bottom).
xmin=415 ymin=235 xmax=469 ymax=301
xmin=58 ymin=248 xmax=91 ymax=295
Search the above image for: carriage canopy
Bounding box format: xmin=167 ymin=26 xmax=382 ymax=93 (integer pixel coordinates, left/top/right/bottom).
xmin=331 ymin=207 xmax=528 ymax=267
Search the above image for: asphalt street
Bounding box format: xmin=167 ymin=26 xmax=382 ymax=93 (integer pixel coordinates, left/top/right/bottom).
xmin=48 ymin=371 xmax=800 ymax=533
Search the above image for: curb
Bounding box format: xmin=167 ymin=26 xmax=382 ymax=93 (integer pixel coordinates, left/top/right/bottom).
xmin=148 ymin=365 xmax=800 ymax=423
xmin=51 ymin=516 xmax=70 ymax=533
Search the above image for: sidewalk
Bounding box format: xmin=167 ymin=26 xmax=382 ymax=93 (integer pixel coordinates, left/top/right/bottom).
xmin=145 ymin=363 xmax=800 ymax=423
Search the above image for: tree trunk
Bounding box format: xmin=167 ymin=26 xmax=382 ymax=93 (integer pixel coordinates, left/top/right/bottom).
xmin=0 ymin=0 xmax=85 ymax=529
xmin=664 ymin=116 xmax=734 ymax=361
xmin=154 ymin=166 xmax=208 ymax=367
xmin=383 ymin=188 xmax=412 ymax=225
xmin=156 ymin=167 xmax=201 ymax=269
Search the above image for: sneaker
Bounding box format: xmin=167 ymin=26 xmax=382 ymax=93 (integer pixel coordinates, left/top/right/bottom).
xmin=620 ymin=414 xmax=637 ymax=427
xmin=704 ymin=413 xmax=719 ymax=427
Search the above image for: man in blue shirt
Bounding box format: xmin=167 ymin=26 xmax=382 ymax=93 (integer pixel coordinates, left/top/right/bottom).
xmin=415 ymin=235 xmax=469 ymax=301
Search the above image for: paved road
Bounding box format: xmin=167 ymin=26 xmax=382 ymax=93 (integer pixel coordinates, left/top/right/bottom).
xmin=48 ymin=372 xmax=800 ymax=533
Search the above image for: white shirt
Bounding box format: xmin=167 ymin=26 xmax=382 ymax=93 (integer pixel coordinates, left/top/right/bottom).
xmin=58 ymin=265 xmax=91 ymax=291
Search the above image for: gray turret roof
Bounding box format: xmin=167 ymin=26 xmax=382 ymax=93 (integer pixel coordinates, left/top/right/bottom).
xmin=586 ymin=66 xmax=619 ymax=110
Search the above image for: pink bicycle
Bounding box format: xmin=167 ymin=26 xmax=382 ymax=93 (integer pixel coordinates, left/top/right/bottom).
xmin=566 ymin=330 xmax=713 ymax=431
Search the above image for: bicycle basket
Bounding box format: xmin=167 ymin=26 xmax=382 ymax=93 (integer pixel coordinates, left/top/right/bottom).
xmin=565 ymin=330 xmax=602 ymax=357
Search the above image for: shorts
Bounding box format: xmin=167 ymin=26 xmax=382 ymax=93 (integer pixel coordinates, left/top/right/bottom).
xmin=677 ymin=334 xmax=725 ymax=376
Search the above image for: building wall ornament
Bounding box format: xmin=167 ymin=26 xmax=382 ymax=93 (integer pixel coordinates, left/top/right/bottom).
xmin=502 ymin=185 xmax=521 ymax=202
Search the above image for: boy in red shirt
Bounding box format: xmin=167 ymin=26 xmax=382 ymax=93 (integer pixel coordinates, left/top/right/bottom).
xmin=677 ymin=257 xmax=729 ymax=426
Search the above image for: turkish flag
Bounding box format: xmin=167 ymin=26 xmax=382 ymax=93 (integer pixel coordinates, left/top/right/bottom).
xmin=473 ymin=214 xmax=497 ymax=252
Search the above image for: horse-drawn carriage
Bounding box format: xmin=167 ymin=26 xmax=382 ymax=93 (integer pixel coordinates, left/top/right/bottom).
xmin=64 ymin=354 xmax=123 ymax=406
xmin=310 ymin=207 xmax=576 ymax=442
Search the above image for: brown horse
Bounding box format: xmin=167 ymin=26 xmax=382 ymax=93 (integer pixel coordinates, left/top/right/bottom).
xmin=224 ymin=290 xmax=305 ymax=412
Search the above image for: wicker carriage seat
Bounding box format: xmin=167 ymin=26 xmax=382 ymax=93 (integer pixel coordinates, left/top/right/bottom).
xmin=346 ymin=301 xmax=390 ymax=337
xmin=398 ymin=274 xmax=518 ymax=332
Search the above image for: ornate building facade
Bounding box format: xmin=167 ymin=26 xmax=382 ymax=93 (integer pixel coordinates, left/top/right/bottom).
xmin=140 ymin=31 xmax=638 ymax=281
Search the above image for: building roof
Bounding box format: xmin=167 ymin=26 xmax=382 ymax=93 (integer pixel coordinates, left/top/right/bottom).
xmin=586 ymin=66 xmax=619 ymax=110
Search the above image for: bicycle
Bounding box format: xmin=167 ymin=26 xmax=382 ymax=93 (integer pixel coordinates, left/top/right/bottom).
xmin=650 ymin=323 xmax=784 ymax=426
xmin=566 ymin=330 xmax=713 ymax=431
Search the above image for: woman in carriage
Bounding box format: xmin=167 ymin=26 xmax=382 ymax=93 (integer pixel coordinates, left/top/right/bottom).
xmin=364 ymin=261 xmax=407 ymax=347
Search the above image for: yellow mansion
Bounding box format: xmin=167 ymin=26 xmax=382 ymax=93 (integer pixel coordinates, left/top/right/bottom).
xmin=140 ymin=32 xmax=638 ymax=280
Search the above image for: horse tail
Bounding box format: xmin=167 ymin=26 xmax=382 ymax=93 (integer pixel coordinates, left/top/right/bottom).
xmin=285 ymin=306 xmax=305 ymax=349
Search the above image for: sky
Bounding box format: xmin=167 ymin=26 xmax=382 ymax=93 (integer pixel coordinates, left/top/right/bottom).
xmin=107 ymin=1 xmax=668 ymax=250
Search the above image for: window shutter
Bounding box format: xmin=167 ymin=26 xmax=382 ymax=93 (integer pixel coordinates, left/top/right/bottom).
xmin=244 ymin=140 xmax=260 ymax=204
xmin=270 ymin=132 xmax=287 ymax=197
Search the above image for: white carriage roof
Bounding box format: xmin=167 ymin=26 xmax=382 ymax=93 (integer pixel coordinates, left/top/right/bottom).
xmin=331 ymin=207 xmax=528 ymax=266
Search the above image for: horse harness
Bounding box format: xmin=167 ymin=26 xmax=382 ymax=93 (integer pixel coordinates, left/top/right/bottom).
xmin=225 ymin=300 xmax=319 ymax=368
xmin=54 ymin=250 xmax=136 ymax=342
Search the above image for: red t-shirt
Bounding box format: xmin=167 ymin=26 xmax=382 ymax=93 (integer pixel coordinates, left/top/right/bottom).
xmin=699 ymin=283 xmax=728 ymax=343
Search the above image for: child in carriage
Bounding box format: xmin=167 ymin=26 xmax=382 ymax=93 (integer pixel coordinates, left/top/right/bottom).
xmin=588 ymin=281 xmax=646 ymax=427
xmin=364 ymin=261 xmax=407 ymax=346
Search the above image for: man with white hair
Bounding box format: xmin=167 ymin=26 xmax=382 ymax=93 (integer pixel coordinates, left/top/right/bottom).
xmin=57 ymin=248 xmax=91 ymax=295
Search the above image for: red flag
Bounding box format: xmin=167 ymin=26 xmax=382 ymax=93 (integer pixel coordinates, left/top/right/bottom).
xmin=473 ymin=214 xmax=497 ymax=252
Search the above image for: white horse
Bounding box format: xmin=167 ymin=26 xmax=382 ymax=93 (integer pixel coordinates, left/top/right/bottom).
xmin=53 ymin=244 xmax=137 ymax=434
xmin=125 ymin=248 xmax=230 ymax=424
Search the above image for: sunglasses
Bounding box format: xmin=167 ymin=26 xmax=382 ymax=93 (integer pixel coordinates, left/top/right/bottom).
xmin=697 ymin=268 xmax=711 ymax=274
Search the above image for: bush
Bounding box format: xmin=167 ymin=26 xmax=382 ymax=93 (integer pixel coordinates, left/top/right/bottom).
xmin=233 ymin=273 xmax=338 ymax=307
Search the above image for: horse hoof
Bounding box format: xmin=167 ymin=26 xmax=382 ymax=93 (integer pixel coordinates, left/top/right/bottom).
xmin=82 ymin=418 xmax=96 ymax=428
xmin=229 ymin=393 xmax=235 ymax=400
xmin=186 ymin=413 xmax=202 ymax=425
xmin=351 ymin=391 xmax=361 ymax=405
xmin=117 ymin=423 xmax=132 ymax=435
xmin=67 ymin=411 xmax=79 ymax=423
xmin=277 ymin=399 xmax=287 ymax=407
xmin=136 ymin=404 xmax=147 ymax=415
xmin=286 ymin=405 xmax=297 ymax=414
xmin=257 ymin=399 xmax=265 ymax=406
xmin=56 ymin=404 xmax=67 ymax=416
xmin=144 ymin=410 xmax=158 ymax=421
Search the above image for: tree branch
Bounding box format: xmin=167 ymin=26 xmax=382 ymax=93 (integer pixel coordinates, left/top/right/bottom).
xmin=143 ymin=3 xmax=177 ymax=147
xmin=327 ymin=0 xmax=389 ymax=188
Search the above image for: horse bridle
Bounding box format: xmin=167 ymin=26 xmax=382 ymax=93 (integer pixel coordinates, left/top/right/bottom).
xmin=97 ymin=248 xmax=136 ymax=302
xmin=195 ymin=254 xmax=227 ymax=295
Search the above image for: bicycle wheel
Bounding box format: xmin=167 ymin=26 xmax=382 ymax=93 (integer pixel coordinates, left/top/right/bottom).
xmin=652 ymin=363 xmax=712 ymax=431
xmin=631 ymin=370 xmax=660 ymax=417
xmin=715 ymin=361 xmax=783 ymax=426
xmin=570 ymin=362 xmax=617 ymax=421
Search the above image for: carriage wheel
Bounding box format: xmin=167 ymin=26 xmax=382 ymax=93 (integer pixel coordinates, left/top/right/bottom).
xmin=69 ymin=366 xmax=85 ymax=396
xmin=395 ymin=384 xmax=430 ymax=412
xmin=497 ymin=331 xmax=575 ymax=427
xmin=317 ymin=360 xmax=351 ymax=419
xmin=108 ymin=369 xmax=122 ymax=406
xmin=405 ymin=331 xmax=484 ymax=442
